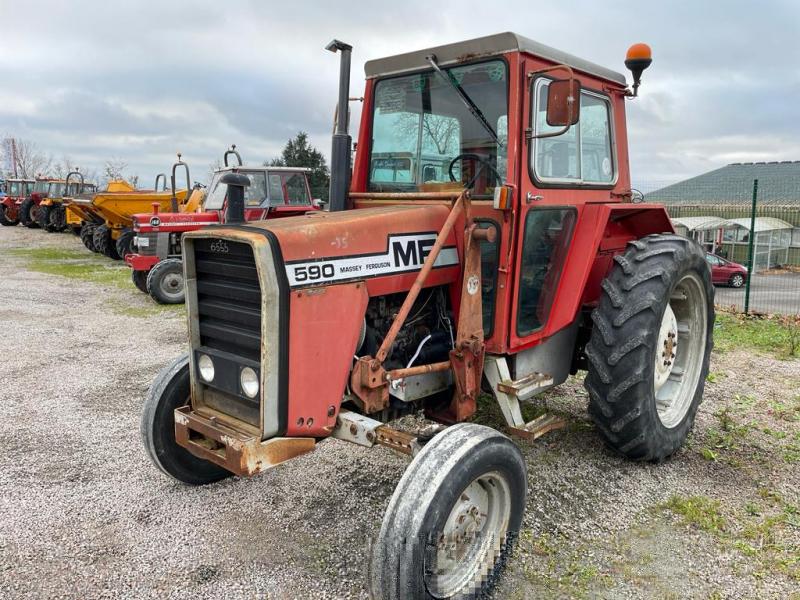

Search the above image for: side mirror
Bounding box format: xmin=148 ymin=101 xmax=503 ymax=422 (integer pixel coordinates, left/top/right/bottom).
xmin=546 ymin=79 xmax=580 ymax=127
xmin=312 ymin=198 xmax=327 ymax=209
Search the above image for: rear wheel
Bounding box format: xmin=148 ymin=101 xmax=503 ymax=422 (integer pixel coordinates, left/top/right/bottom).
xmin=80 ymin=224 xmax=98 ymax=252
xmin=0 ymin=205 xmax=19 ymax=226
xmin=147 ymin=258 xmax=185 ymax=304
xmin=370 ymin=423 xmax=526 ymax=600
xmin=140 ymin=353 xmax=230 ymax=485
xmin=584 ymin=234 xmax=714 ymax=461
xmin=132 ymin=269 xmax=149 ymax=293
xmin=19 ymin=199 xmax=40 ymax=228
xmin=729 ymin=273 xmax=744 ymax=288
xmin=43 ymin=205 xmax=67 ymax=232
xmin=116 ymin=228 xmax=136 ymax=259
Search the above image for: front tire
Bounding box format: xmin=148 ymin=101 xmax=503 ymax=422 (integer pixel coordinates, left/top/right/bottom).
xmin=80 ymin=224 xmax=98 ymax=252
xmin=584 ymin=234 xmax=714 ymax=461
xmin=140 ymin=354 xmax=231 ymax=485
xmin=147 ymin=258 xmax=185 ymax=304
xmin=729 ymin=273 xmax=744 ymax=288
xmin=93 ymin=225 xmax=121 ymax=259
xmin=131 ymin=269 xmax=149 ymax=293
xmin=116 ymin=228 xmax=136 ymax=259
xmin=369 ymin=423 xmax=526 ymax=600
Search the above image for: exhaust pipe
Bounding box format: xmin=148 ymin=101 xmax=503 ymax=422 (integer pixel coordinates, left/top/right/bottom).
xmin=221 ymin=172 xmax=250 ymax=224
xmin=326 ymin=39 xmax=352 ymax=212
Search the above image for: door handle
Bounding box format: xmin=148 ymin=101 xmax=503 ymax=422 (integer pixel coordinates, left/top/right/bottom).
xmin=526 ymin=192 xmax=544 ymax=203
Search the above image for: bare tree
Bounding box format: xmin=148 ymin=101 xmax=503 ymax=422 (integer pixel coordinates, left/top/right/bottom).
xmin=1 ymin=137 xmax=52 ymax=179
xmin=50 ymin=155 xmax=74 ymax=179
xmin=397 ymin=113 xmax=460 ymax=155
xmin=104 ymin=157 xmax=128 ymax=181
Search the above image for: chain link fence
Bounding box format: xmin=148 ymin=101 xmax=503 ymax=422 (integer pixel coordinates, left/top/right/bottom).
xmin=638 ymin=172 xmax=800 ymax=316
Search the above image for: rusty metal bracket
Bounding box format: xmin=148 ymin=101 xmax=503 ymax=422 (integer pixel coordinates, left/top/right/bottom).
xmin=374 ymin=425 xmax=416 ymax=455
xmin=174 ymin=407 xmax=315 ymax=477
xmin=507 ymin=413 xmax=567 ymax=441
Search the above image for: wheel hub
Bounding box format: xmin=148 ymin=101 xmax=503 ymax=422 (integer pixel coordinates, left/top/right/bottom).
xmin=427 ymin=473 xmax=510 ymax=598
xmin=162 ymin=273 xmax=183 ymax=293
xmin=654 ymin=304 xmax=678 ymax=392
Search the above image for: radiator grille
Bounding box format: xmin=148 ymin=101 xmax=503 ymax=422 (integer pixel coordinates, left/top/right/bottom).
xmin=194 ymin=239 xmax=261 ymax=362
xmin=136 ymin=232 xmax=158 ymax=256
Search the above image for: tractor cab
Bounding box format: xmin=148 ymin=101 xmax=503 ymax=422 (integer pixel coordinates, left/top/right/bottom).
xmin=0 ymin=178 xmax=35 ymax=226
xmin=126 ymin=146 xmax=317 ymax=304
xmin=20 ymin=178 xmax=62 ymax=228
xmin=142 ymin=34 xmax=714 ymax=600
xmin=38 ymin=172 xmax=98 ymax=233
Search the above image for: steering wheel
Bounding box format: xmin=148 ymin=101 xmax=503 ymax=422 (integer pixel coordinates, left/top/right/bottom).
xmin=448 ymin=153 xmax=500 ymax=191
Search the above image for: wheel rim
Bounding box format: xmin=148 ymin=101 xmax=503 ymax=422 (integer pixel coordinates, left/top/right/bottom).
xmin=159 ymin=270 xmax=184 ymax=300
xmin=732 ymin=275 xmax=743 ymax=287
xmin=654 ymin=273 xmax=707 ymax=428
xmin=426 ymin=471 xmax=511 ymax=598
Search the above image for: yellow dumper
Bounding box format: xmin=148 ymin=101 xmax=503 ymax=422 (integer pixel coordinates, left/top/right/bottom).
xmin=65 ymin=156 xmax=205 ymax=259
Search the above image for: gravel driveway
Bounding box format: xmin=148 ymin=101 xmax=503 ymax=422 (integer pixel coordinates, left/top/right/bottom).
xmin=1 ymin=226 xmax=798 ymax=599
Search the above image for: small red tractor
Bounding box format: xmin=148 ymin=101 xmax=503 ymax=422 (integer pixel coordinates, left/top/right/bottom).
xmin=126 ymin=146 xmax=318 ymax=304
xmin=19 ymin=178 xmax=63 ymax=228
xmin=142 ymin=34 xmax=714 ymax=598
xmin=0 ymin=178 xmax=35 ymax=226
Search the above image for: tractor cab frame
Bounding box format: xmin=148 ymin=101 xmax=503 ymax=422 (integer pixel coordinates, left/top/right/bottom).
xmin=142 ymin=33 xmax=713 ymax=599
xmin=0 ymin=178 xmax=35 ymax=226
xmin=126 ymin=147 xmax=317 ymax=304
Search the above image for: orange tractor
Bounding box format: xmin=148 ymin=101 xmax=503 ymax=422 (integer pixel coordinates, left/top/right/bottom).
xmin=142 ymin=34 xmax=713 ymax=598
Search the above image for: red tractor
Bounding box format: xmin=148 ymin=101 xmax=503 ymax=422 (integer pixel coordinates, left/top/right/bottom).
xmin=142 ymin=34 xmax=714 ymax=598
xmin=0 ymin=178 xmax=35 ymax=226
xmin=126 ymin=146 xmax=318 ymax=304
xmin=19 ymin=178 xmax=62 ymax=228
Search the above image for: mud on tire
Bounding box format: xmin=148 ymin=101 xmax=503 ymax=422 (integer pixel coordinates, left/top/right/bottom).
xmin=584 ymin=234 xmax=714 ymax=462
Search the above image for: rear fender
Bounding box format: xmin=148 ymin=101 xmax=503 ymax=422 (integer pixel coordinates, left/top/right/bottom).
xmin=285 ymin=282 xmax=369 ymax=437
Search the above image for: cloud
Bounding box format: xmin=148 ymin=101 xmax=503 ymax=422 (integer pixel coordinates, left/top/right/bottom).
xmin=0 ymin=0 xmax=798 ymax=185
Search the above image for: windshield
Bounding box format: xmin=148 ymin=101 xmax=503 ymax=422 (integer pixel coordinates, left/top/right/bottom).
xmin=204 ymin=170 xmax=268 ymax=210
xmin=368 ymin=59 xmax=508 ymax=195
xmin=34 ymin=181 xmax=50 ymax=194
xmin=8 ymin=181 xmax=21 ymax=195
xmin=50 ymin=183 xmax=66 ymax=197
xmin=268 ymin=172 xmax=311 ymax=205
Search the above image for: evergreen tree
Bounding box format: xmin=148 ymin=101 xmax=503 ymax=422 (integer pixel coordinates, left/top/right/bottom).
xmin=268 ymin=132 xmax=330 ymax=200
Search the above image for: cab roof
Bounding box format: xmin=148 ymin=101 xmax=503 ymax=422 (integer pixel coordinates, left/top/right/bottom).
xmin=364 ymin=31 xmax=627 ymax=85
xmin=214 ymin=165 xmax=312 ymax=174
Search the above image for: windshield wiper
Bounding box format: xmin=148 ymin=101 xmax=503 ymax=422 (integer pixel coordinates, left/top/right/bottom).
xmin=425 ymin=54 xmax=503 ymax=148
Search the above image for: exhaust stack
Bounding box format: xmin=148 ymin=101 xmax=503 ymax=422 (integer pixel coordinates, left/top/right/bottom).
xmin=326 ymin=39 xmax=352 ymax=212
xmin=221 ymin=172 xmax=250 ymax=224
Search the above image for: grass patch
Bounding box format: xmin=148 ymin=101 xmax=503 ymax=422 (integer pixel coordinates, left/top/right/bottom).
xmin=714 ymin=312 xmax=800 ymax=359
xmin=663 ymin=495 xmax=726 ymax=533
xmin=662 ymin=493 xmax=800 ymax=581
xmin=10 ymin=246 xmax=130 ymax=289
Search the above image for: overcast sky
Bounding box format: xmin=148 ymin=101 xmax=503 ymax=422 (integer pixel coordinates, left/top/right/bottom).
xmin=1 ymin=0 xmax=798 ymax=186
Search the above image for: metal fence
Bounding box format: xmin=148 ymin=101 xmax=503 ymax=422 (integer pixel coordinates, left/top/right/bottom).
xmin=638 ymin=176 xmax=800 ymax=316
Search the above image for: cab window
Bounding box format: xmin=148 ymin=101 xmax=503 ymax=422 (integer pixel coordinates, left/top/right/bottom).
xmin=517 ymin=208 xmax=577 ymax=335
xmin=268 ymin=173 xmax=311 ymax=206
xmin=532 ymin=79 xmax=614 ymax=185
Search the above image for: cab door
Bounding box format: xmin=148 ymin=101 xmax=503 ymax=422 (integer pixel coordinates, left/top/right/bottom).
xmin=508 ymin=60 xmax=617 ymax=352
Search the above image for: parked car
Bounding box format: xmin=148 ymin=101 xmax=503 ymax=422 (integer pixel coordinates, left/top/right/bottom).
xmin=706 ymin=252 xmax=747 ymax=287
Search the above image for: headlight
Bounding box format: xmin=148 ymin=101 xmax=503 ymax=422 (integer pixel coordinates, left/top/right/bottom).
xmin=240 ymin=367 xmax=259 ymax=398
xmin=198 ymin=354 xmax=215 ymax=382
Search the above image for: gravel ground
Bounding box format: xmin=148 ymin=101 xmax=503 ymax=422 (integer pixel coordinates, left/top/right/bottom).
xmin=1 ymin=226 xmax=798 ymax=599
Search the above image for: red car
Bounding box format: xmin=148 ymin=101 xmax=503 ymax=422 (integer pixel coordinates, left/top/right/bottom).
xmin=706 ymin=252 xmax=747 ymax=287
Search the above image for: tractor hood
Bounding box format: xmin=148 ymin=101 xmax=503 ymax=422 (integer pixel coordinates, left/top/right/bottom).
xmin=230 ymin=204 xmax=461 ymax=293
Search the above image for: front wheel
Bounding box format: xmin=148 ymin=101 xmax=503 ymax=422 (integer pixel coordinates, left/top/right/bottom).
xmin=369 ymin=423 xmax=526 ymax=600
xmin=729 ymin=273 xmax=745 ymax=288
xmin=132 ymin=269 xmax=150 ymax=293
xmin=140 ymin=354 xmax=231 ymax=485
xmin=147 ymin=258 xmax=185 ymax=304
xmin=584 ymin=234 xmax=714 ymax=461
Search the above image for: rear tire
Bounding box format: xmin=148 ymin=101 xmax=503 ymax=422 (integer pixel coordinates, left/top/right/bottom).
xmin=140 ymin=353 xmax=231 ymax=485
xmin=147 ymin=258 xmax=185 ymax=304
xmin=42 ymin=205 xmax=67 ymax=232
xmin=369 ymin=423 xmax=526 ymax=600
xmin=19 ymin=199 xmax=40 ymax=228
xmin=116 ymin=228 xmax=136 ymax=259
xmin=584 ymin=234 xmax=714 ymax=462
xmin=132 ymin=269 xmax=149 ymax=293
xmin=81 ymin=224 xmax=98 ymax=252
xmin=0 ymin=205 xmax=19 ymax=226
